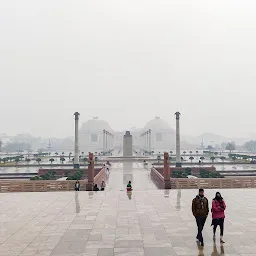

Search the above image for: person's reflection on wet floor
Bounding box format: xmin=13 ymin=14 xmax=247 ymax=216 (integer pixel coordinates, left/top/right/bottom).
xmin=211 ymin=243 xmax=225 ymax=256
xmin=176 ymin=190 xmax=181 ymax=210
xmin=75 ymin=191 xmax=80 ymax=213
xmin=164 ymin=189 xmax=170 ymax=198
xmin=127 ymin=191 xmax=132 ymax=200
xmin=89 ymin=191 xmax=94 ymax=199
xmin=196 ymin=240 xmax=204 ymax=256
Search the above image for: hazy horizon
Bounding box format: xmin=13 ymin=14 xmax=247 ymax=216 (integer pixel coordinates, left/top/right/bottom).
xmin=1 ymin=1 xmax=256 ymax=138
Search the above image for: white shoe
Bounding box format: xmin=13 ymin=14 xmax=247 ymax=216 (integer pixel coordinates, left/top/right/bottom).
xmin=220 ymin=236 xmax=225 ymax=243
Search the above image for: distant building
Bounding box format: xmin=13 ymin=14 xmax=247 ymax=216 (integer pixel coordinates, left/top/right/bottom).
xmin=141 ymin=117 xmax=175 ymax=150
xmin=79 ymin=116 xmax=175 ymax=153
xmin=79 ymin=117 xmax=114 ymax=153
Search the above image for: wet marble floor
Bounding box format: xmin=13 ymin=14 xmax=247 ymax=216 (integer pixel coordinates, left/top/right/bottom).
xmin=1 ymin=188 xmax=256 ymax=256
xmin=105 ymin=162 xmax=157 ymax=191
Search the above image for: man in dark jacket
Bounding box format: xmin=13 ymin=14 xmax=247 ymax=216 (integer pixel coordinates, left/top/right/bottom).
xmin=192 ymin=188 xmax=209 ymax=246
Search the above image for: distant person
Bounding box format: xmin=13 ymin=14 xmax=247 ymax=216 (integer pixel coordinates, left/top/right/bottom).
xmin=127 ymin=181 xmax=132 ymax=191
xmin=74 ymin=180 xmax=80 ymax=191
xmin=93 ymin=184 xmax=99 ymax=191
xmin=105 ymin=163 xmax=110 ymax=174
xmin=192 ymin=188 xmax=209 ymax=247
xmin=211 ymin=192 xmax=226 ymax=243
xmin=101 ymin=180 xmax=106 ymax=191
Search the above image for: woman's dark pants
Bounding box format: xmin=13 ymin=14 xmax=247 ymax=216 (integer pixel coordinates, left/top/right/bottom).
xmin=213 ymin=218 xmax=224 ymax=236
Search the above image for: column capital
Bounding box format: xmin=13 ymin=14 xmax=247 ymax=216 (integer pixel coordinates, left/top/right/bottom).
xmin=74 ymin=112 xmax=80 ymax=120
xmin=175 ymin=112 xmax=181 ymax=120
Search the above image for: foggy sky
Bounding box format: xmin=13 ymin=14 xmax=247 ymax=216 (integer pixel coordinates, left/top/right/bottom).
xmin=1 ymin=0 xmax=256 ymax=138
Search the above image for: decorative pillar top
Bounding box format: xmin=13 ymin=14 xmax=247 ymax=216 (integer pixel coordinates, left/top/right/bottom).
xmin=89 ymin=152 xmax=94 ymax=161
xmin=164 ymin=152 xmax=169 ymax=164
xmin=74 ymin=112 xmax=80 ymax=120
xmin=175 ymin=112 xmax=181 ymax=120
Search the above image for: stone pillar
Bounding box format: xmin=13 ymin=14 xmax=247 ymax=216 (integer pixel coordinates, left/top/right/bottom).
xmin=74 ymin=112 xmax=80 ymax=168
xmin=106 ymin=131 xmax=108 ymax=153
xmin=175 ymin=112 xmax=181 ymax=167
xmin=87 ymin=152 xmax=94 ymax=191
xmin=148 ymin=129 xmax=151 ymax=154
xmin=145 ymin=132 xmax=147 ymax=152
xmin=103 ymin=130 xmax=106 ymax=154
xmin=123 ymin=131 xmax=133 ymax=157
xmin=163 ymin=152 xmax=171 ymax=189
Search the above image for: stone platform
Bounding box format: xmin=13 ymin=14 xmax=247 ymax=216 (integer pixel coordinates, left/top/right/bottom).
xmin=0 ymin=189 xmax=256 ymax=256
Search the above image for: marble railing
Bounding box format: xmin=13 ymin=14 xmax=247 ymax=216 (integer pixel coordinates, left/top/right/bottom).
xmin=170 ymin=178 xmax=256 ymax=189
xmin=0 ymin=167 xmax=108 ymax=193
xmin=150 ymin=167 xmax=256 ymax=189
xmin=0 ymin=180 xmax=88 ymax=193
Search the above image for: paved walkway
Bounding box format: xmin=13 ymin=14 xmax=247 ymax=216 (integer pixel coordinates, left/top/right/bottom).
xmin=106 ymin=162 xmax=157 ymax=191
xmin=0 ymin=189 xmax=256 ymax=255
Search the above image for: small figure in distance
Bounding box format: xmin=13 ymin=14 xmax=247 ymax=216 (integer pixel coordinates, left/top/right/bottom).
xmin=74 ymin=180 xmax=80 ymax=191
xmin=93 ymin=184 xmax=99 ymax=191
xmin=127 ymin=181 xmax=132 ymax=192
xmin=101 ymin=180 xmax=106 ymax=191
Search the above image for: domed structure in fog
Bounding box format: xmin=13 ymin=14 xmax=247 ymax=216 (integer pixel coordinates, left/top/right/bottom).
xmin=144 ymin=116 xmax=174 ymax=132
xmin=80 ymin=117 xmax=113 ymax=134
xmin=80 ymin=117 xmax=114 ymax=152
xmin=143 ymin=117 xmax=175 ymax=150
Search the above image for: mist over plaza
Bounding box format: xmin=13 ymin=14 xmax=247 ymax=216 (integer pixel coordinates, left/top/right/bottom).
xmin=1 ymin=1 xmax=256 ymax=256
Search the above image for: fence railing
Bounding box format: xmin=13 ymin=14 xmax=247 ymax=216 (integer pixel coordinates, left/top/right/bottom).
xmin=170 ymin=178 xmax=256 ymax=189
xmin=0 ymin=180 xmax=88 ymax=193
xmin=151 ymin=167 xmax=256 ymax=189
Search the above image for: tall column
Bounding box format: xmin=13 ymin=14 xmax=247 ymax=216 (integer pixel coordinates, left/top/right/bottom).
xmin=74 ymin=112 xmax=80 ymax=168
xmin=145 ymin=131 xmax=147 ymax=153
xmin=106 ymin=131 xmax=108 ymax=153
xmin=145 ymin=132 xmax=147 ymax=151
xmin=175 ymin=112 xmax=181 ymax=167
xmin=103 ymin=130 xmax=106 ymax=154
xmin=148 ymin=129 xmax=151 ymax=153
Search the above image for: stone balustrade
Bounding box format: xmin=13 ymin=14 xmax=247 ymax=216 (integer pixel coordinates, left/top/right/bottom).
xmin=0 ymin=166 xmax=107 ymax=193
xmin=0 ymin=180 xmax=88 ymax=193
xmin=151 ymin=167 xmax=256 ymax=189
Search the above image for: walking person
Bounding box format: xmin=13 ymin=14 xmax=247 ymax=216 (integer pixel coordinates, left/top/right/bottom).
xmin=211 ymin=192 xmax=226 ymax=243
xmin=192 ymin=188 xmax=209 ymax=246
xmin=74 ymin=180 xmax=80 ymax=191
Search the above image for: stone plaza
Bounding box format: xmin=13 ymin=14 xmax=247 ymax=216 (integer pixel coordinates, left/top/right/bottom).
xmin=0 ymin=163 xmax=256 ymax=256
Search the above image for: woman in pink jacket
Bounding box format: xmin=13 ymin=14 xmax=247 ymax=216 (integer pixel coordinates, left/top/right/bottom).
xmin=211 ymin=192 xmax=226 ymax=243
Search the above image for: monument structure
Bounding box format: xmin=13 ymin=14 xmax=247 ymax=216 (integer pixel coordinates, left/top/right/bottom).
xmin=123 ymin=131 xmax=133 ymax=157
xmin=74 ymin=112 xmax=80 ymax=168
xmin=175 ymin=112 xmax=181 ymax=167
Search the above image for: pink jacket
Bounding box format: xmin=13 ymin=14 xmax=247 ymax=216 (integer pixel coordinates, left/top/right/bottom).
xmin=212 ymin=199 xmax=226 ymax=219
